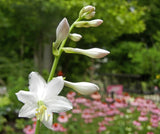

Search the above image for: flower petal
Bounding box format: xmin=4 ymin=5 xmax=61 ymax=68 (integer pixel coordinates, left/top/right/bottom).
xmin=16 ymin=90 xmax=37 ymax=104
xmin=19 ymin=103 xmax=37 ymax=118
xmin=45 ymin=96 xmax=73 ymax=113
xmin=29 ymin=72 xmax=46 ymax=98
xmin=42 ymin=111 xmax=53 ymax=130
xmin=45 ymin=76 xmax=64 ymax=98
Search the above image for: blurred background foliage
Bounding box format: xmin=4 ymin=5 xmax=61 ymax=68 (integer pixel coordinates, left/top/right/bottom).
xmin=0 ymin=0 xmax=160 ymax=107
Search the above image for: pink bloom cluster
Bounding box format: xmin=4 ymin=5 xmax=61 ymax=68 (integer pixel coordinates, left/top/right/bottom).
xmin=23 ymin=92 xmax=160 ymax=134
xmin=23 ymin=117 xmax=67 ymax=133
xmin=131 ymin=97 xmax=160 ymax=133
xmin=66 ymin=91 xmax=129 ymax=133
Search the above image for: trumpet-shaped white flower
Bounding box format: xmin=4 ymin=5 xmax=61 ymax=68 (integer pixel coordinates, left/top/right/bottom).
xmin=64 ymin=80 xmax=99 ymax=95
xmin=63 ymin=47 xmax=110 ymax=59
xmin=16 ymin=72 xmax=72 ymax=129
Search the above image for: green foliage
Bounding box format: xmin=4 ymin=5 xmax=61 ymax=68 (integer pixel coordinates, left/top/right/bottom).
xmin=0 ymin=116 xmax=7 ymax=132
xmin=0 ymin=96 xmax=10 ymax=108
xmin=0 ymin=0 xmax=146 ymax=82
xmin=129 ymin=46 xmax=160 ymax=75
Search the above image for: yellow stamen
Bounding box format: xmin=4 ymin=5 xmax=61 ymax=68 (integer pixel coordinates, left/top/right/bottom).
xmin=35 ymin=101 xmax=50 ymax=121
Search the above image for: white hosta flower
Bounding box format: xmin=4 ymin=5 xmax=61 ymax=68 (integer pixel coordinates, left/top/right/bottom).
xmin=64 ymin=80 xmax=99 ymax=95
xmin=69 ymin=33 xmax=82 ymax=42
xmin=16 ymin=72 xmax=72 ymax=129
xmin=75 ymin=19 xmax=103 ymax=28
xmin=63 ymin=47 xmax=110 ymax=59
xmin=55 ymin=18 xmax=70 ymax=46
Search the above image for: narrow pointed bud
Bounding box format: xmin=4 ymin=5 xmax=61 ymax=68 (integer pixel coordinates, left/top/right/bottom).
xmin=79 ymin=5 xmax=95 ymax=19
xmin=64 ymin=80 xmax=99 ymax=95
xmin=63 ymin=47 xmax=110 ymax=59
xmin=75 ymin=19 xmax=103 ymax=28
xmin=55 ymin=18 xmax=70 ymax=47
xmin=69 ymin=33 xmax=82 ymax=42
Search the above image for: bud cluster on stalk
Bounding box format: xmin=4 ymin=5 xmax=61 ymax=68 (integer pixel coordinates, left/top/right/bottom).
xmin=52 ymin=5 xmax=110 ymax=95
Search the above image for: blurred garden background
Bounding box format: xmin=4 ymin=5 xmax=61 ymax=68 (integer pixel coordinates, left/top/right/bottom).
xmin=0 ymin=0 xmax=160 ymax=133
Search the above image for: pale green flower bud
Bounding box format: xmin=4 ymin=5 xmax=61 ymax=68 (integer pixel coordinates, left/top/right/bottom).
xmin=69 ymin=33 xmax=82 ymax=42
xmin=84 ymin=11 xmax=95 ymax=19
xmin=55 ymin=18 xmax=70 ymax=48
xmin=75 ymin=19 xmax=103 ymax=28
xmin=63 ymin=47 xmax=110 ymax=59
xmin=64 ymin=80 xmax=99 ymax=95
xmin=79 ymin=5 xmax=95 ymax=19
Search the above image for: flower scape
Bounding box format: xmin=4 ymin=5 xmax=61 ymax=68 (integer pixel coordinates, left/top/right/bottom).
xmin=16 ymin=5 xmax=110 ymax=133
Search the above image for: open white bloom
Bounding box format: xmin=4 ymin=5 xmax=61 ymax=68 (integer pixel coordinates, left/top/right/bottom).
xmin=63 ymin=47 xmax=110 ymax=59
xmin=16 ymin=72 xmax=72 ymax=129
xmin=64 ymin=80 xmax=99 ymax=95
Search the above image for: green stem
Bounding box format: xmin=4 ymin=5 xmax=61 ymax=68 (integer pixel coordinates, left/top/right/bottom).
xmin=35 ymin=120 xmax=41 ymax=134
xmin=47 ymin=18 xmax=81 ymax=82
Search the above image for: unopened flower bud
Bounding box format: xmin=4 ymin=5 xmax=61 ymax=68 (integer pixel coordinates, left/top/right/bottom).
xmin=55 ymin=18 xmax=70 ymax=47
xmin=63 ymin=47 xmax=110 ymax=59
xmin=79 ymin=5 xmax=95 ymax=19
xmin=75 ymin=19 xmax=103 ymax=28
xmin=64 ymin=80 xmax=99 ymax=95
xmin=84 ymin=11 xmax=95 ymax=19
xmin=69 ymin=33 xmax=82 ymax=42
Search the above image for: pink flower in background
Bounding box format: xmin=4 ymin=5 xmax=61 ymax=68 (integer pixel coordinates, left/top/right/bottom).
xmin=52 ymin=123 xmax=67 ymax=132
xmin=106 ymin=97 xmax=114 ymax=103
xmin=147 ymin=132 xmax=154 ymax=134
xmin=151 ymin=108 xmax=160 ymax=114
xmin=84 ymin=118 xmax=93 ymax=124
xmin=138 ymin=116 xmax=148 ymax=122
xmin=133 ymin=120 xmax=141 ymax=127
xmin=140 ymin=111 xmax=148 ymax=116
xmin=98 ymin=123 xmax=106 ymax=133
xmin=23 ymin=125 xmax=35 ymax=134
xmin=150 ymin=115 xmax=159 ymax=123
xmin=58 ymin=115 xmax=69 ymax=123
xmin=52 ymin=123 xmax=61 ymax=131
xmin=72 ymin=108 xmax=82 ymax=114
xmin=106 ymin=109 xmax=115 ymax=116
xmin=82 ymin=109 xmax=93 ymax=119
xmin=83 ymin=99 xmax=92 ymax=107
xmin=91 ymin=92 xmax=101 ymax=100
xmin=76 ymin=97 xmax=87 ymax=104
xmin=151 ymin=122 xmax=159 ymax=128
xmin=104 ymin=117 xmax=114 ymax=122
xmin=67 ymin=91 xmax=76 ymax=98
